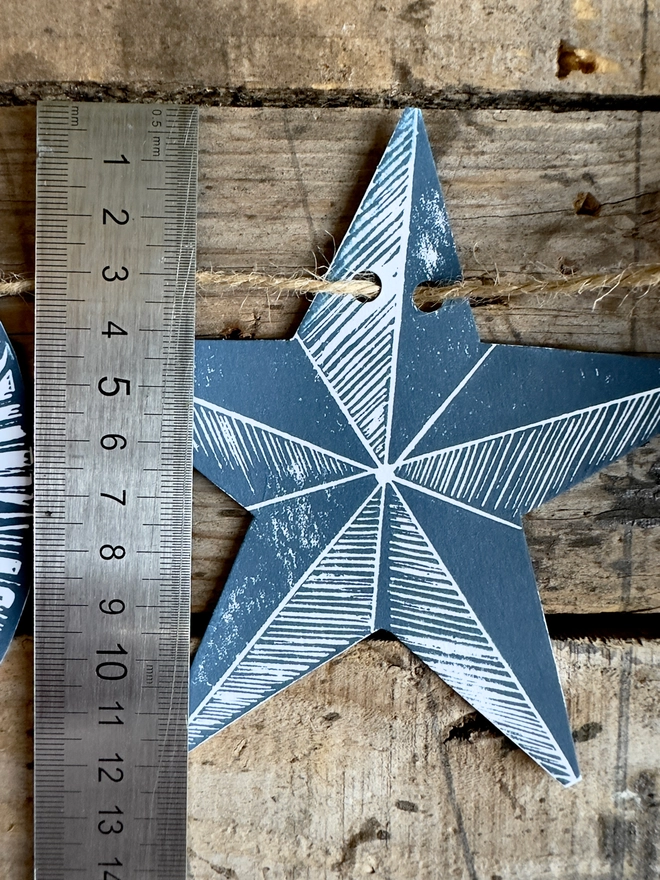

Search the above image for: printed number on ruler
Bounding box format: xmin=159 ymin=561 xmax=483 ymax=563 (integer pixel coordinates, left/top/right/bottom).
xmin=97 ymin=128 xmax=133 ymax=873
xmin=93 ymin=106 xmax=169 ymax=871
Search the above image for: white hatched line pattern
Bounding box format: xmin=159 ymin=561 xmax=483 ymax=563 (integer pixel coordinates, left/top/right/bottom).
xmin=298 ymin=289 xmax=399 ymax=462
xmin=188 ymin=490 xmax=382 ymax=747
xmin=393 ymin=477 xmax=522 ymax=529
xmin=327 ymin=110 xmax=416 ymax=276
xmin=387 ymin=486 xmax=578 ymax=785
xmin=398 ymin=388 xmax=660 ymax=518
xmin=0 ymin=339 xmax=30 ymax=659
xmin=187 ymin=108 xmax=596 ymax=778
xmin=194 ymin=398 xmax=368 ymax=501
xmin=296 ymin=112 xmax=417 ymax=463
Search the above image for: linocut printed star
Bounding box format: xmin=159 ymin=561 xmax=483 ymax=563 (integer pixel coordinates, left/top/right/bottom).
xmin=190 ymin=109 xmax=660 ymax=785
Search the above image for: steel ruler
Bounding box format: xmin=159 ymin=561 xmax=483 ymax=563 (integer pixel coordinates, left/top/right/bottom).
xmin=34 ymin=102 xmax=197 ymax=880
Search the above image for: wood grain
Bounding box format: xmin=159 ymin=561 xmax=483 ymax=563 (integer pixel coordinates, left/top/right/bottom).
xmin=0 ymin=0 xmax=657 ymax=872
xmin=0 ymin=0 xmax=655 ymax=96
xmin=3 ymin=106 xmax=659 ymax=282
xmin=187 ymin=637 xmax=660 ymax=880
xmin=1 ymin=105 xmax=660 ymax=615
xmin=0 ymin=636 xmax=32 ymax=880
xmin=1 ymin=634 xmax=659 ymax=879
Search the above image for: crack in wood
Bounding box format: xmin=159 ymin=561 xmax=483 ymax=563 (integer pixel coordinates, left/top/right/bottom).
xmin=1 ymin=82 xmax=660 ymax=112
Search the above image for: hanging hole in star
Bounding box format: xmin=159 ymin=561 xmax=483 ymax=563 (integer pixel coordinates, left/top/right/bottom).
xmin=350 ymin=272 xmax=382 ymax=303
xmin=411 ymin=280 xmax=460 ymax=313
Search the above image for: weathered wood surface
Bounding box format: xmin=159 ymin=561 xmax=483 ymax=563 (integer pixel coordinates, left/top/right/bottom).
xmin=3 ymin=106 xmax=660 ymax=286
xmin=188 ymin=638 xmax=660 ymax=880
xmin=0 ymin=0 xmax=657 ymax=874
xmin=2 ymin=105 xmax=659 ymax=615
xmin=0 ymin=69 xmax=658 ymax=880
xmin=1 ymin=634 xmax=659 ymax=879
xmin=0 ymin=0 xmax=657 ymax=96
xmin=3 ymin=107 xmax=659 ymax=282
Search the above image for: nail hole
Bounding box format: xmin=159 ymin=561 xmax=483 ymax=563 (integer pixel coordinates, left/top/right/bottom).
xmin=557 ymin=41 xmax=598 ymax=78
xmin=573 ymin=191 xmax=602 ymax=216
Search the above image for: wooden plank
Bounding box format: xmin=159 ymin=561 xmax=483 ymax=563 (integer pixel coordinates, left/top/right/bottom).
xmin=2 ymin=106 xmax=658 ymax=283
xmin=0 ymin=0 xmax=654 ymax=96
xmin=0 ymin=108 xmax=35 ymax=277
xmin=1 ymin=106 xmax=659 ymax=615
xmin=1 ymin=634 xmax=658 ymax=878
xmin=2 ymin=106 xmax=658 ymax=281
xmin=196 ymin=108 xmax=658 ymax=282
xmin=187 ymin=637 xmax=660 ymax=879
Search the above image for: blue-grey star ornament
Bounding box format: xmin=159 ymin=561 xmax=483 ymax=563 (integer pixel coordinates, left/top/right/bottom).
xmin=190 ymin=109 xmax=660 ymax=786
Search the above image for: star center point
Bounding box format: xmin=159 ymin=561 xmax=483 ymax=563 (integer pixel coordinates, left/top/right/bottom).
xmin=373 ymin=462 xmax=396 ymax=486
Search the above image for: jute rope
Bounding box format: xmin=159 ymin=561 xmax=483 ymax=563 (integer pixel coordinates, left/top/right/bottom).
xmin=197 ymin=265 xmax=660 ymax=307
xmin=2 ymin=264 xmax=660 ymax=306
xmin=0 ymin=277 xmax=33 ymax=296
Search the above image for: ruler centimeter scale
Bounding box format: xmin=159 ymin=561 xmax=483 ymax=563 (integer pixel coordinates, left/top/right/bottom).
xmin=34 ymin=102 xmax=197 ymax=880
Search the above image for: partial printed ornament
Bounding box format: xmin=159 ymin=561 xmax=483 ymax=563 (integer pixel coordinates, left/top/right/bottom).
xmin=190 ymin=108 xmax=660 ymax=786
xmin=0 ymin=324 xmax=32 ymax=661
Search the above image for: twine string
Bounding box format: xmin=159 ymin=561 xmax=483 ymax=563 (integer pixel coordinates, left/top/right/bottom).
xmin=2 ymin=264 xmax=660 ymax=306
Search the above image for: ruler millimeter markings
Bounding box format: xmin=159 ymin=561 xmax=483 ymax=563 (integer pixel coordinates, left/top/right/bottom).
xmin=34 ymin=102 xmax=197 ymax=880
